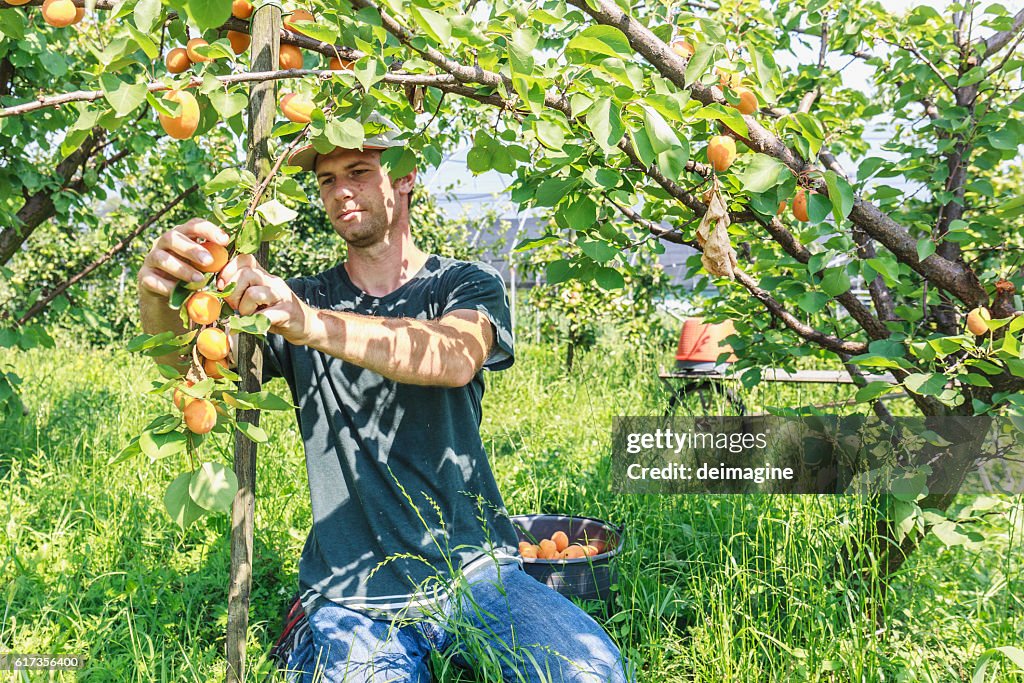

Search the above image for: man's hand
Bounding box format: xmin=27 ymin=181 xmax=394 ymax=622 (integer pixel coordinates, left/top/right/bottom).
xmin=138 ymin=218 xmax=230 ymax=297
xmin=217 ymin=254 xmax=317 ymax=345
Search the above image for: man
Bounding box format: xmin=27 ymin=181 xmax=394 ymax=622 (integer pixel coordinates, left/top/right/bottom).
xmin=137 ymin=115 xmax=631 ymax=682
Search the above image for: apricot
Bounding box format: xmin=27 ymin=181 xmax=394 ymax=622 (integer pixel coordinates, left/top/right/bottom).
xmin=173 ymin=381 xmax=195 ymax=411
xmin=563 ymin=545 xmax=586 ymax=559
xmin=583 ymin=544 xmax=600 ymax=556
xmin=777 ymin=200 xmax=787 ymax=216
xmin=42 ymin=0 xmax=78 ymax=27
xmin=670 ymin=39 xmax=694 ymax=59
xmin=196 ymin=327 xmax=230 ymax=361
xmin=183 ymin=399 xmax=217 ymax=434
xmin=72 ymin=5 xmax=84 ymax=23
xmin=186 ymin=38 xmax=211 ymax=63
xmin=967 ymin=307 xmax=991 ymax=336
xmin=518 ymin=541 xmax=533 ymax=555
xmin=227 ymin=30 xmax=250 ymax=54
xmin=734 ymin=87 xmax=758 ymax=115
xmin=190 ymin=242 xmax=229 ymax=274
xmin=279 ymin=44 xmax=303 ymax=70
xmin=792 ymin=188 xmax=809 ymax=222
xmin=231 ymin=0 xmax=253 ymax=19
xmin=6 ymin=0 xmax=31 ymax=5
xmin=538 ymin=539 xmax=558 ymax=559
xmin=285 ymin=9 xmax=314 ymax=33
xmin=329 ymin=56 xmax=353 ymax=70
xmin=707 ymin=135 xmax=737 ymax=172
xmin=521 ymin=545 xmax=537 ymax=559
xmin=158 ymin=89 xmax=200 ymax=140
xmin=551 ymin=531 xmax=569 ymax=552
xmin=165 ymin=47 xmax=191 ymax=73
xmin=280 ymin=92 xmax=314 ymax=123
xmin=204 ymin=357 xmax=225 ymax=379
xmin=186 ymin=291 xmax=222 ymax=326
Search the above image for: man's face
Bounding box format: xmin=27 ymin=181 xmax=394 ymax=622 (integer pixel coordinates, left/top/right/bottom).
xmin=314 ymin=147 xmax=414 ymax=248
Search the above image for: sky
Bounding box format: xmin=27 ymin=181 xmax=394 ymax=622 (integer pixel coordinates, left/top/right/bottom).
xmin=428 ymin=0 xmax=1024 ymax=227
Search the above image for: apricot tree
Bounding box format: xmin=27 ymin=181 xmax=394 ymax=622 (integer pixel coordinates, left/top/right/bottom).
xmin=2 ymin=0 xmax=1024 ymax=675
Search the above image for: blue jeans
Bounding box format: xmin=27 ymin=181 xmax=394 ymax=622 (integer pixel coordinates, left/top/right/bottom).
xmin=285 ymin=562 xmax=633 ymax=682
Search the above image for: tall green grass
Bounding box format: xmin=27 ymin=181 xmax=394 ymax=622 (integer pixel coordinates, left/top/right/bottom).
xmin=0 ymin=333 xmax=1021 ymax=681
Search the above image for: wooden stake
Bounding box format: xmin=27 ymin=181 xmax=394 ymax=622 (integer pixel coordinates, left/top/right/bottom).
xmin=226 ymin=3 xmax=280 ymax=681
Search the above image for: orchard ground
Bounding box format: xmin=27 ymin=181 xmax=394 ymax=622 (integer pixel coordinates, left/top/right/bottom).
xmin=0 ymin=309 xmax=1022 ymax=682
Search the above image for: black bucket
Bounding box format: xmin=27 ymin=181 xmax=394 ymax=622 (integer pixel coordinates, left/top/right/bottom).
xmin=510 ymin=514 xmax=624 ymax=603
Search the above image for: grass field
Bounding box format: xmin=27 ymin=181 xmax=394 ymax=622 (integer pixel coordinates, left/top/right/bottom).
xmin=0 ymin=328 xmax=1022 ymax=682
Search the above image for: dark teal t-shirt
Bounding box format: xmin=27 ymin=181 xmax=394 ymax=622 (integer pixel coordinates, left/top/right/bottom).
xmin=263 ymin=255 xmax=520 ymax=618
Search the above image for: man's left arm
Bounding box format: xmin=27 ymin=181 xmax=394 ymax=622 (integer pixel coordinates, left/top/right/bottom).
xmin=304 ymin=307 xmax=494 ymax=388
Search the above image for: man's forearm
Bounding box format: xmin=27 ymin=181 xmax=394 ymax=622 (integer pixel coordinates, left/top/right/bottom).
xmin=139 ymin=289 xmax=188 ymax=369
xmin=302 ymin=307 xmax=480 ymax=388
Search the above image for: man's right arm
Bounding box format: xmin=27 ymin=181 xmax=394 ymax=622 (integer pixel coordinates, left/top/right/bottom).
xmin=137 ymin=218 xmax=232 ymax=371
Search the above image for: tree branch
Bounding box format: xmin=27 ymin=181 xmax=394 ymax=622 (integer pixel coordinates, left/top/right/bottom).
xmin=12 ymin=185 xmax=199 ymax=325
xmin=980 ymin=7 xmax=1024 ymax=59
xmin=610 ymin=201 xmax=868 ymax=355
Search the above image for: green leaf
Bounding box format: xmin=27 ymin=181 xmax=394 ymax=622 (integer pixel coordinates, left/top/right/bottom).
xmin=855 ymin=381 xmax=894 ymax=403
xmin=165 ymin=472 xmax=208 ymax=529
xmin=256 ymin=200 xmax=298 ymax=226
xmin=408 ymin=5 xmax=451 ymax=46
xmin=578 ymin=237 xmax=617 ymax=262
xmin=586 ymin=98 xmax=624 ymax=153
xmin=916 ymin=237 xmax=936 ymax=262
xmin=0 ymin=9 xmax=27 ymax=40
xmin=594 ymin=267 xmax=625 ymax=290
xmin=987 ymin=127 xmax=1019 ymax=151
xmin=140 ymin=429 xmax=188 ymax=461
xmin=546 ymin=259 xmax=572 ymax=284
xmin=684 ymin=42 xmax=716 ymax=85
xmin=233 ymin=390 xmax=295 ymax=411
xmin=206 ymin=168 xmax=244 ymax=193
xmin=904 ymin=373 xmax=947 ymax=396
xmin=820 ymin=267 xmax=851 ymax=297
xmin=381 ymin=146 xmax=417 ymax=179
xmin=566 ymin=25 xmax=631 ymax=60
xmin=656 ymin=146 xmax=690 ymax=180
xmin=208 ymin=90 xmax=247 ymax=119
xmin=189 ymin=462 xmax=239 ymax=513
xmin=957 ymin=66 xmax=986 ymax=87
xmin=100 ymin=75 xmax=148 ymax=117
xmin=641 ymin=106 xmax=679 ymax=154
xmin=236 ymin=421 xmax=269 ymax=443
xmin=514 ymin=235 xmax=561 ymax=252
xmin=324 ymin=117 xmax=365 ymax=151
xmin=691 ymin=103 xmax=748 ymax=138
xmin=824 ymin=170 xmax=854 ymax=222
xmin=738 ymin=154 xmax=788 ymax=193
xmin=182 ymin=0 xmax=232 ymax=31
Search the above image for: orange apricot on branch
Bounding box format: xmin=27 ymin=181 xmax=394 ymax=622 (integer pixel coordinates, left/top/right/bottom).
xmin=280 ymin=92 xmax=314 ymax=123
xmin=158 ymin=89 xmax=200 ymax=140
xmin=165 ymin=47 xmax=192 ymax=74
xmin=329 ymin=56 xmax=353 ymax=70
xmin=231 ymin=0 xmax=253 ymax=19
xmin=6 ymin=0 xmax=31 ymax=5
xmin=190 ymin=242 xmax=229 ymax=274
xmin=777 ymin=200 xmax=787 ymax=216
xmin=792 ymin=188 xmax=810 ymax=222
xmin=670 ymin=39 xmax=695 ymax=58
xmin=186 ymin=38 xmax=211 ymax=63
xmin=734 ymin=87 xmax=758 ymax=115
xmin=173 ymin=381 xmax=196 ymax=411
xmin=285 ymin=9 xmax=315 ymax=33
xmin=186 ymin=291 xmax=222 ymax=326
xmin=183 ymin=399 xmax=217 ymax=434
xmin=279 ymin=44 xmax=304 ymax=70
xmin=966 ymin=307 xmax=991 ymax=336
xmin=204 ymin=358 xmax=226 ymax=379
xmin=707 ymin=135 xmax=737 ymax=172
xmin=227 ymin=31 xmax=251 ymax=55
xmin=196 ymin=328 xmax=230 ymax=361
xmin=42 ymin=0 xmax=78 ymax=27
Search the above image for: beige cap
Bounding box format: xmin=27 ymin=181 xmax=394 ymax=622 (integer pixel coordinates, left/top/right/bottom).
xmin=288 ymin=112 xmax=404 ymax=171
